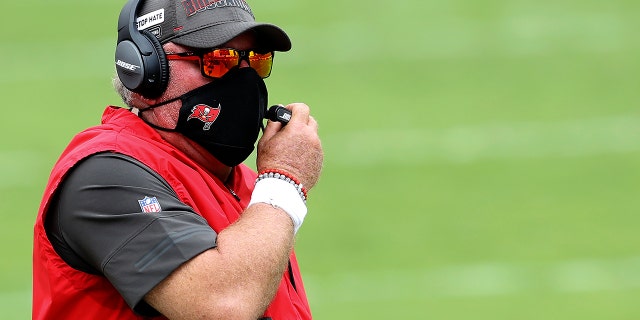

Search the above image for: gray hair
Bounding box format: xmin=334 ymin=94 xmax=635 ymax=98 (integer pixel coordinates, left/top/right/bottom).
xmin=112 ymin=74 xmax=134 ymax=107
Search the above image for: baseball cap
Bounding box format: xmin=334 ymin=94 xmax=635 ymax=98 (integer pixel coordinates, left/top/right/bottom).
xmin=135 ymin=0 xmax=291 ymax=51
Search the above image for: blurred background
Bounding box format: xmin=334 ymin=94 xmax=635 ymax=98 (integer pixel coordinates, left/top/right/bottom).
xmin=2 ymin=0 xmax=640 ymax=318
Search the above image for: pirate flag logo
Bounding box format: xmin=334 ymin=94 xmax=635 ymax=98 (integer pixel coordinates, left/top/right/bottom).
xmin=188 ymin=103 xmax=221 ymax=130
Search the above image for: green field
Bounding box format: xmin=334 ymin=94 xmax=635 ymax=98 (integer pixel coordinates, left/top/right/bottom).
xmin=2 ymin=0 xmax=640 ymax=318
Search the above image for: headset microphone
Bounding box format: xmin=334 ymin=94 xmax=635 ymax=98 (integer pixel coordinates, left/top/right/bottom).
xmin=266 ymin=105 xmax=292 ymax=125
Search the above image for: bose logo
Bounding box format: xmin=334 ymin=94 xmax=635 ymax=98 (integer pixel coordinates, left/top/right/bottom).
xmin=116 ymin=60 xmax=141 ymax=71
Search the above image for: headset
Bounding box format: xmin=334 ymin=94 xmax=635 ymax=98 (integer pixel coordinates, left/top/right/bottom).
xmin=115 ymin=0 xmax=169 ymax=98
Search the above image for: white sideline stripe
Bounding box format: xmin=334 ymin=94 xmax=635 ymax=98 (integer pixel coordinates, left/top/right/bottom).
xmin=304 ymin=256 xmax=640 ymax=304
xmin=6 ymin=258 xmax=640 ymax=305
xmin=2 ymin=6 xmax=636 ymax=85
xmin=282 ymin=10 xmax=635 ymax=65
xmin=0 ymin=39 xmax=113 ymax=84
xmin=324 ymin=114 xmax=640 ymax=166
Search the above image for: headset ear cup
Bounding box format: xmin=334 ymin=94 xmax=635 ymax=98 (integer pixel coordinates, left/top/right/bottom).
xmin=139 ymin=30 xmax=169 ymax=98
xmin=115 ymin=39 xmax=146 ymax=92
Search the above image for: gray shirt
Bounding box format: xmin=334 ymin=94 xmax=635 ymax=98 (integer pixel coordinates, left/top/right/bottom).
xmin=45 ymin=152 xmax=219 ymax=316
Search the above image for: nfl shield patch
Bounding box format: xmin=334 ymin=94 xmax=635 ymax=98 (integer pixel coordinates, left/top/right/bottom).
xmin=138 ymin=196 xmax=162 ymax=213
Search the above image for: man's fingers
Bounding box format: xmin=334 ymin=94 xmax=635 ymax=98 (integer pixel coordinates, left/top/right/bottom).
xmin=286 ymin=103 xmax=310 ymax=125
xmin=308 ymin=116 xmax=318 ymax=131
xmin=260 ymin=102 xmax=315 ymax=142
xmin=261 ymin=120 xmax=282 ymax=140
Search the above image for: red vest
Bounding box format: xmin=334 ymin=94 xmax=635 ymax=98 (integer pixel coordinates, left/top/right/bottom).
xmin=33 ymin=106 xmax=312 ymax=319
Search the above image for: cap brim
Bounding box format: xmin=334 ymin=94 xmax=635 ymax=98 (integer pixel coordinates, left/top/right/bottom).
xmin=171 ymin=22 xmax=291 ymax=52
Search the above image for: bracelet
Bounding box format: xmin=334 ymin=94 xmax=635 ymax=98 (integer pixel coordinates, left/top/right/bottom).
xmin=256 ymin=169 xmax=308 ymax=203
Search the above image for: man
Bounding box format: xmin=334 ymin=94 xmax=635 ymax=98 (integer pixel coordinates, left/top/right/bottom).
xmin=32 ymin=0 xmax=323 ymax=319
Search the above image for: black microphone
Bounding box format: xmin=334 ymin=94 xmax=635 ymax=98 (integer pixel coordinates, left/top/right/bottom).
xmin=266 ymin=105 xmax=292 ymax=125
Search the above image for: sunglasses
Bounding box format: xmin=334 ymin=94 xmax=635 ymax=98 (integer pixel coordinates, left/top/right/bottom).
xmin=165 ymin=48 xmax=274 ymax=79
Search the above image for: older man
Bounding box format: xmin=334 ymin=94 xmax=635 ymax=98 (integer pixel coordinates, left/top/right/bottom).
xmin=33 ymin=0 xmax=323 ymax=319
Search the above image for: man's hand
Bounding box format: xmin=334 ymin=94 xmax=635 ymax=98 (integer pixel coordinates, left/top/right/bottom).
xmin=257 ymin=103 xmax=323 ymax=190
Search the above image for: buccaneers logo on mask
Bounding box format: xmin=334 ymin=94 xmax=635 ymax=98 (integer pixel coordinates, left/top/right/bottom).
xmin=187 ymin=104 xmax=221 ymax=130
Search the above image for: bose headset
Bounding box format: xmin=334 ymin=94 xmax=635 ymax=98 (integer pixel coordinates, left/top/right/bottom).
xmin=115 ymin=0 xmax=169 ymax=98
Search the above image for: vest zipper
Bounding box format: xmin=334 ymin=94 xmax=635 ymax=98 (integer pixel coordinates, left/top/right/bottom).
xmin=227 ymin=187 xmax=241 ymax=202
xmin=288 ymin=260 xmax=297 ymax=292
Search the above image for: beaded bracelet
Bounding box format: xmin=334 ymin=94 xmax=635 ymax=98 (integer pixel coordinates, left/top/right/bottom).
xmin=256 ymin=169 xmax=308 ymax=203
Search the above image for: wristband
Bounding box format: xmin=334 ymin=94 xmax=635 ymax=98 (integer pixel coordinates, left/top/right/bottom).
xmin=249 ymin=178 xmax=307 ymax=234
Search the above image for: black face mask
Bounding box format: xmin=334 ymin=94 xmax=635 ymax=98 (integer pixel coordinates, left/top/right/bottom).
xmin=139 ymin=67 xmax=268 ymax=167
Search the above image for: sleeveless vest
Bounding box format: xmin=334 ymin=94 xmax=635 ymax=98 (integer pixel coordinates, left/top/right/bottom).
xmin=33 ymin=106 xmax=311 ymax=319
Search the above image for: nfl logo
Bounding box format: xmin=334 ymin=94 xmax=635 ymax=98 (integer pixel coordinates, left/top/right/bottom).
xmin=138 ymin=196 xmax=162 ymax=213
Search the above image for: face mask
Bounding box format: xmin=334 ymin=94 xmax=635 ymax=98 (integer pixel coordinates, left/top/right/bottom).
xmin=140 ymin=67 xmax=268 ymax=167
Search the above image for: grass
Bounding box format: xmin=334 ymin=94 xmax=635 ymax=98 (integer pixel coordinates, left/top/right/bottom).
xmin=2 ymin=0 xmax=639 ymax=318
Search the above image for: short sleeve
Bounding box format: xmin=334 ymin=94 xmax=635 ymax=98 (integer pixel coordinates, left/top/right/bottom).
xmin=45 ymin=152 xmax=218 ymax=316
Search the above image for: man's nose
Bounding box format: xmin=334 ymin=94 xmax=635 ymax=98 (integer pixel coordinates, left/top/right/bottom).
xmin=238 ymin=60 xmax=251 ymax=68
xmin=238 ymin=53 xmax=251 ymax=68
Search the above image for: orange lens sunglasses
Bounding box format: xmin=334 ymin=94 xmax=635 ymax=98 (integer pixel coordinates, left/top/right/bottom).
xmin=166 ymin=48 xmax=274 ymax=79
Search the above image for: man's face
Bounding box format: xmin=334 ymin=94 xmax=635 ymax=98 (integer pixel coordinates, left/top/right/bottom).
xmin=165 ymin=31 xmax=258 ymax=98
xmin=148 ymin=31 xmax=259 ymax=127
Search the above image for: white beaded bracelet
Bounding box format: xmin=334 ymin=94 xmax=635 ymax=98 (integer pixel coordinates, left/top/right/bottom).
xmin=255 ymin=170 xmax=307 ymax=203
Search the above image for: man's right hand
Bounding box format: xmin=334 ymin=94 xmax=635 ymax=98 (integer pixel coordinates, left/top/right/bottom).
xmin=257 ymin=103 xmax=324 ymax=190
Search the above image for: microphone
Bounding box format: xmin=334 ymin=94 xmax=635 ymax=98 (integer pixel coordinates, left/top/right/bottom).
xmin=266 ymin=105 xmax=292 ymax=125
